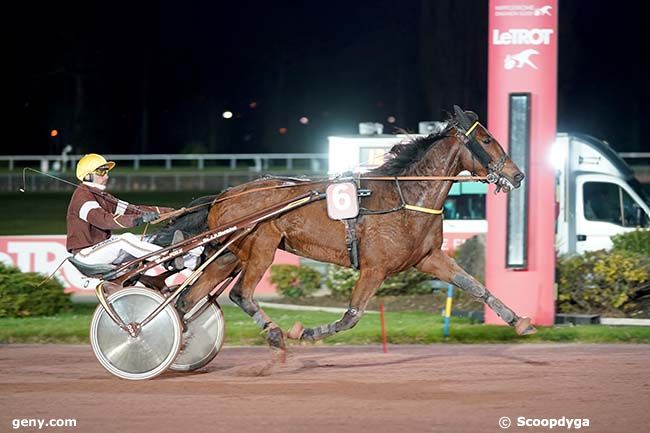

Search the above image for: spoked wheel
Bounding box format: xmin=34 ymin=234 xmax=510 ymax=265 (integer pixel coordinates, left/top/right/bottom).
xmin=90 ymin=287 xmax=182 ymax=380
xmin=170 ymin=301 xmax=226 ymax=372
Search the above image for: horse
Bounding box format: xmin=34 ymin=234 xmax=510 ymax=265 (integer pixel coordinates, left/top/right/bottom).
xmin=166 ymin=106 xmax=536 ymax=361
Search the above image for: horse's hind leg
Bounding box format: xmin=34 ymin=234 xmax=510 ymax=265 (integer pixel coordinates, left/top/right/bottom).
xmin=227 ymin=226 xmax=287 ymax=360
xmin=416 ymin=250 xmax=537 ymax=335
xmin=176 ymin=251 xmax=240 ymax=315
xmin=287 ymin=269 xmax=385 ymax=341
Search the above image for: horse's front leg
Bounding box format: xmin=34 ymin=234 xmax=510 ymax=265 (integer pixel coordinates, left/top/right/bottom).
xmin=416 ymin=250 xmax=537 ymax=335
xmin=287 ymin=269 xmax=385 ymax=341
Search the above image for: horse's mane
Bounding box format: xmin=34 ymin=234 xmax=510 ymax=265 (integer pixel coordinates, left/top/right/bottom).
xmin=369 ymin=126 xmax=453 ymax=176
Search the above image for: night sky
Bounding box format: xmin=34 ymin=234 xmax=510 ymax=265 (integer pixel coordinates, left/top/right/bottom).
xmin=5 ymin=0 xmax=648 ymax=156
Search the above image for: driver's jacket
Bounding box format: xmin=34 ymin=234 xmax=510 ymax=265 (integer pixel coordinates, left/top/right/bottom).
xmin=66 ymin=182 xmax=172 ymax=253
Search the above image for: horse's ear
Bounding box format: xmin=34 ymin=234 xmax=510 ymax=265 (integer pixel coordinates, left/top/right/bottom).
xmin=466 ymin=111 xmax=479 ymax=122
xmin=453 ymin=105 xmax=472 ymax=130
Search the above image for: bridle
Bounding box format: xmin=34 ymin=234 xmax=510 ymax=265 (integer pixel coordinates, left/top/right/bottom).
xmin=452 ymin=106 xmax=515 ymax=193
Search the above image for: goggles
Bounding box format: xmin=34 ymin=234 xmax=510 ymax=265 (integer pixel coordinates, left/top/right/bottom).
xmin=94 ymin=166 xmax=111 ymax=176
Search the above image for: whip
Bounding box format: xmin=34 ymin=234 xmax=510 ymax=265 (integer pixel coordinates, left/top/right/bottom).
xmin=20 ymin=167 xmax=160 ymax=218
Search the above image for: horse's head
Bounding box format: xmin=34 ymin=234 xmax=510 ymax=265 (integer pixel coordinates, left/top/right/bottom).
xmin=452 ymin=105 xmax=525 ymax=193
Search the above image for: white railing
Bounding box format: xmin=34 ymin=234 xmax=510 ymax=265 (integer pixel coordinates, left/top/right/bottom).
xmin=0 ymin=153 xmax=329 ymax=172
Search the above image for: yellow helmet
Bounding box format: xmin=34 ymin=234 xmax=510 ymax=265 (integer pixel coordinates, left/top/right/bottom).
xmin=75 ymin=153 xmax=116 ymax=181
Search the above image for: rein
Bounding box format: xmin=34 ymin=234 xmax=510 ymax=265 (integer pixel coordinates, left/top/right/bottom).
xmin=359 ymin=175 xmax=486 ymax=181
xmin=155 ymin=173 xmax=488 ymax=222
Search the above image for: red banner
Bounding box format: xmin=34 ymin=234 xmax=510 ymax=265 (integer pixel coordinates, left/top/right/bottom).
xmin=1 ymin=232 xmax=479 ymax=295
xmin=0 ymin=236 xmax=298 ymax=295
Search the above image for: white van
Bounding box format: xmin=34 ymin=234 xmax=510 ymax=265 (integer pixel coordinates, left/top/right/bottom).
xmin=553 ymin=133 xmax=650 ymax=254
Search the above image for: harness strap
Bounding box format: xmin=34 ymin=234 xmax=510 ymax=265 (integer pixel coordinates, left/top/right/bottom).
xmin=360 ymin=178 xmax=443 ymax=216
xmin=404 ymin=204 xmax=443 ymax=215
xmin=464 ymin=121 xmax=480 ymax=136
xmin=359 ymin=178 xmax=406 ymax=215
xmin=457 ymin=120 xmax=493 ymax=169
xmin=343 ymin=218 xmax=359 ymax=270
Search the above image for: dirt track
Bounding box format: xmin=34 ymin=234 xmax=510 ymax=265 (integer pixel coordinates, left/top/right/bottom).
xmin=1 ymin=344 xmax=649 ymax=433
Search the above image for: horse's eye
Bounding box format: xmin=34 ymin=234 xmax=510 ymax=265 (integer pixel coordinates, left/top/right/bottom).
xmin=482 ymin=137 xmax=492 ymax=145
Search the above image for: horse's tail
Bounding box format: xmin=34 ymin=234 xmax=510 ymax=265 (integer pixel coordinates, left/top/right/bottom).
xmin=149 ymin=195 xmax=217 ymax=246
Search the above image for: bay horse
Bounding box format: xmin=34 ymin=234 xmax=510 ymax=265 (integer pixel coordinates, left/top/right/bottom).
xmin=167 ymin=106 xmax=536 ymax=360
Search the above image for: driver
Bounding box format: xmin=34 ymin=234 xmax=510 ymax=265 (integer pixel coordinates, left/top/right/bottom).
xmin=66 ymin=153 xmax=199 ymax=269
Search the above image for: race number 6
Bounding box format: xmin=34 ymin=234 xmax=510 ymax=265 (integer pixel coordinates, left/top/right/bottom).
xmin=332 ymin=184 xmax=352 ymax=210
xmin=326 ymin=182 xmax=359 ymax=220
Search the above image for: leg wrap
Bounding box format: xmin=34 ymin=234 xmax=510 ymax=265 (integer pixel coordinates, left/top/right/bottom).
xmin=252 ymin=311 xmax=271 ymax=329
xmin=484 ymin=295 xmax=516 ymax=325
xmin=452 ymin=274 xmax=486 ymax=298
xmin=301 ymin=308 xmax=361 ymax=341
xmin=230 ymin=287 xmax=287 ymax=353
xmin=229 ymin=289 xmax=260 ymax=317
xmin=452 ymin=274 xmax=517 ymax=325
xmin=230 ymin=289 xmax=275 ymax=330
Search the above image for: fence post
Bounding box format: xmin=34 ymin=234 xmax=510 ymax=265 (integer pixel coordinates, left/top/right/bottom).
xmin=443 ymin=284 xmax=454 ymax=337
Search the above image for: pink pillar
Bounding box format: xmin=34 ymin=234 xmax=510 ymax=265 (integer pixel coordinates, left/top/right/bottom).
xmin=485 ymin=0 xmax=558 ymax=325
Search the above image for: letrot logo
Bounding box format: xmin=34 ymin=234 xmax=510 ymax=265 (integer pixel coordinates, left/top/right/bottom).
xmin=504 ymin=49 xmax=539 ymax=70
xmin=534 ymin=5 xmax=552 ymax=16
xmin=493 ymin=28 xmax=554 ymax=45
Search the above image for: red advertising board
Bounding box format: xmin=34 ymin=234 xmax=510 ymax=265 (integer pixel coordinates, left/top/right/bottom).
xmin=0 ymin=236 xmax=298 ymax=295
xmin=1 ymin=232 xmax=477 ymax=295
xmin=485 ymin=0 xmax=557 ymax=325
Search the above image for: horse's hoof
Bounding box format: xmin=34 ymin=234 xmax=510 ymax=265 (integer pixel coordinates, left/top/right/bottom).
xmin=265 ymin=326 xmax=286 ymax=349
xmin=286 ymin=322 xmax=304 ymax=340
xmin=514 ymin=317 xmax=537 ymax=336
xmin=271 ymin=347 xmax=287 ymax=364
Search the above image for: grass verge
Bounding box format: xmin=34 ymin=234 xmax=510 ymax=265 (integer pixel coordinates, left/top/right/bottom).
xmin=1 ymin=303 xmax=649 ymax=345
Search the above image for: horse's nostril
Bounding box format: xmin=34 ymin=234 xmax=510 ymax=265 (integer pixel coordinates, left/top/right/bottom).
xmin=514 ymin=173 xmax=525 ymax=182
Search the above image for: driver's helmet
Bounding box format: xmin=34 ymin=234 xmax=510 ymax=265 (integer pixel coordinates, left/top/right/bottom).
xmin=76 ymin=153 xmax=115 ymax=181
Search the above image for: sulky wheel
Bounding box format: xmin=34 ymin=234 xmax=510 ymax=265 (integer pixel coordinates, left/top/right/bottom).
xmin=170 ymin=301 xmax=226 ymax=372
xmin=90 ymin=287 xmax=182 ymax=380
